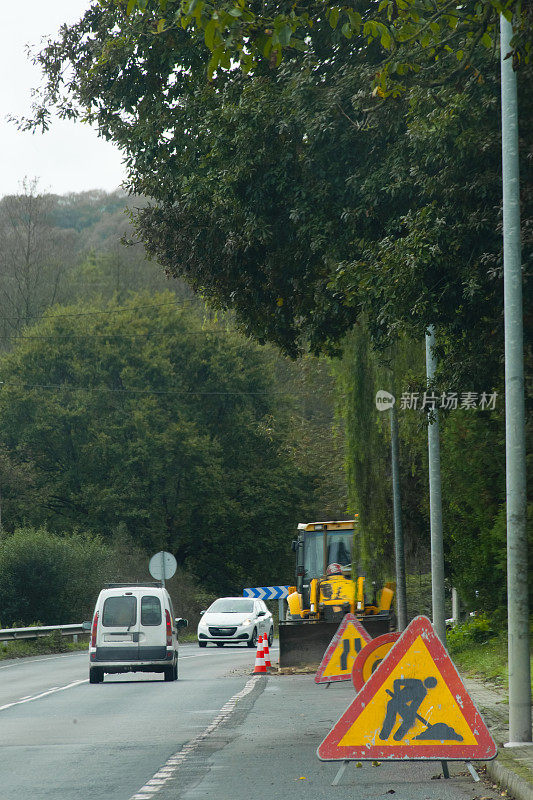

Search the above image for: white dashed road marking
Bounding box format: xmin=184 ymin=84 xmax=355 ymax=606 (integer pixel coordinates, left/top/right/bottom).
xmin=0 ymin=679 xmax=87 ymax=712
xmin=129 ymin=675 xmax=261 ymax=800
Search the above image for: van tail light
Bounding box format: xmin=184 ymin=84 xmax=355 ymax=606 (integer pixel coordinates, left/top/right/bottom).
xmin=91 ymin=611 xmax=99 ymax=648
xmin=165 ymin=610 xmax=172 ymax=646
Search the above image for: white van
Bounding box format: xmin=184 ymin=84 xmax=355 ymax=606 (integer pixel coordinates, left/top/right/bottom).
xmin=84 ymin=583 xmax=187 ymax=683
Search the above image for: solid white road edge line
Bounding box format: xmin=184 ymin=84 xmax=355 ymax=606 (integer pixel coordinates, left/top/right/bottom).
xmin=129 ymin=674 xmax=262 ymax=800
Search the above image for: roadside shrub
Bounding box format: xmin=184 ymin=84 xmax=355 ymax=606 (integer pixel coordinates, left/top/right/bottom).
xmin=0 ymin=527 xmax=111 ymax=625
xmin=0 ymin=525 xmax=218 ymax=634
xmin=34 ymin=630 xmax=65 ymax=653
xmin=447 ymin=614 xmax=497 ymax=654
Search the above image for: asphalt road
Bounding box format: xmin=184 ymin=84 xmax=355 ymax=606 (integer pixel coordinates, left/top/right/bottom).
xmin=0 ymin=644 xmax=507 ymax=800
xmin=0 ymin=642 xmax=259 ymax=800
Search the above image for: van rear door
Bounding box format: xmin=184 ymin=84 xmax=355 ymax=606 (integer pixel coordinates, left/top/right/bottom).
xmin=138 ymin=592 xmax=167 ymax=662
xmin=99 ymin=591 xmax=140 ymax=661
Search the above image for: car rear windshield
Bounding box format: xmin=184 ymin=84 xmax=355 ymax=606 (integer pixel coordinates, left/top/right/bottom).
xmin=141 ymin=595 xmax=162 ymax=626
xmin=208 ymin=598 xmax=254 ymax=613
xmin=102 ymin=595 xmax=137 ymax=627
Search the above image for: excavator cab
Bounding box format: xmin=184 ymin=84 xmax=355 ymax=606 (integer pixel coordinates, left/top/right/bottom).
xmin=280 ymin=520 xmax=395 ymax=668
xmin=292 ymin=521 xmax=354 ymax=615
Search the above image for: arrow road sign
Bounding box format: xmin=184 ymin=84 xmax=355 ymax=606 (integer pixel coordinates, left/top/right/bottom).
xmin=243 ymin=586 xmax=290 ymax=600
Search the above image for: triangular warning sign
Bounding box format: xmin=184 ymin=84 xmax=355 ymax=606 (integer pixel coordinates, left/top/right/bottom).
xmin=315 ymin=614 xmax=372 ymax=684
xmin=317 ymin=616 xmax=497 ymax=761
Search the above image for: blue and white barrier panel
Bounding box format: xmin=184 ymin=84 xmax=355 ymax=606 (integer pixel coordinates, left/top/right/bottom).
xmin=243 ymin=586 xmax=290 ymax=600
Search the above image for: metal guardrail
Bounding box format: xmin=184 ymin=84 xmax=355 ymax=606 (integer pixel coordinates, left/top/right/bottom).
xmin=0 ymin=624 xmax=86 ymax=642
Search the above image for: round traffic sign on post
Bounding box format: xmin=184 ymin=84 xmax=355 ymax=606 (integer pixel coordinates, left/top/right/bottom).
xmin=149 ymin=551 xmax=177 ymax=586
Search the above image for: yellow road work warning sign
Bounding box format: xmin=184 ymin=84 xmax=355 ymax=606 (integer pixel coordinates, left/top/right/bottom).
xmin=315 ymin=614 xmax=371 ymax=684
xmin=317 ymin=616 xmax=497 ymax=761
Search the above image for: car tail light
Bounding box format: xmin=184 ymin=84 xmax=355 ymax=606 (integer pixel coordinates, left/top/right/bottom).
xmin=165 ymin=609 xmax=172 ymax=646
xmin=91 ymin=611 xmax=99 ymax=647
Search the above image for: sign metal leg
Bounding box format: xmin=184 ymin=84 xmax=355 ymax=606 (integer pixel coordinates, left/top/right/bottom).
xmin=332 ymin=760 xmax=349 ymax=786
xmin=465 ymin=761 xmax=480 ymax=782
xmin=441 ymin=760 xmax=450 ymax=779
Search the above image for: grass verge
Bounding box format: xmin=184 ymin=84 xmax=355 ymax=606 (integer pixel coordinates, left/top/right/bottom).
xmin=0 ymin=632 xmax=89 ymax=661
xmin=447 ymin=616 xmax=533 ymax=695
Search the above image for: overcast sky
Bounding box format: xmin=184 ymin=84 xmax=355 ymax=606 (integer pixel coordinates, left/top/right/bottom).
xmin=1 ymin=2 xmax=126 ymax=199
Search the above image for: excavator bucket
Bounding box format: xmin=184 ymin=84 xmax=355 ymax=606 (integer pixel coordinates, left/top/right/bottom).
xmin=278 ymin=614 xmax=393 ymax=669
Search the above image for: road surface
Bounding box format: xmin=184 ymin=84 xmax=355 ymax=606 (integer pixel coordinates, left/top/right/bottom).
xmin=0 ymin=644 xmax=505 ymax=800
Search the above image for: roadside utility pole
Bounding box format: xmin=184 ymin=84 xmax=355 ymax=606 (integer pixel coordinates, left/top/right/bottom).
xmin=390 ymin=403 xmax=408 ymax=630
xmin=500 ymin=14 xmax=531 ymax=745
xmin=425 ymin=326 xmax=446 ymax=645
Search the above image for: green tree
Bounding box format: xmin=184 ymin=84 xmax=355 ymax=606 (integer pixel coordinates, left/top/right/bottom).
xmin=21 ymin=5 xmax=532 ymax=389
xmin=26 ymin=1 xmax=531 ymax=94
xmin=0 ymin=293 xmax=315 ymax=593
xmin=0 ymin=527 xmax=110 ymax=626
xmin=334 ymin=327 xmax=431 ymax=583
xmin=273 ymin=354 xmax=348 ymax=520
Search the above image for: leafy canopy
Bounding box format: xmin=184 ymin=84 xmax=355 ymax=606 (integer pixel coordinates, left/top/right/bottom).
xmin=21 ymin=0 xmax=531 ymax=388
xmin=0 ymin=293 xmax=315 ymax=593
xmin=82 ymin=0 xmax=529 ymax=91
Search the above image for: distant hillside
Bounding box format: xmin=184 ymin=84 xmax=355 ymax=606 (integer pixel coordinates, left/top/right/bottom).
xmin=0 ymin=185 xmax=196 ymax=346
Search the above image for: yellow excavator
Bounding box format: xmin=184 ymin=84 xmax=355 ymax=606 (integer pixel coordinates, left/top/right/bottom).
xmin=279 ymin=519 xmax=396 ymax=667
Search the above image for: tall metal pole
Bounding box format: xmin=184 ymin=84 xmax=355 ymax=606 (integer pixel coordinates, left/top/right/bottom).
xmin=451 ymin=587 xmax=460 ymax=626
xmin=425 ymin=326 xmax=446 ymax=645
xmin=390 ymin=403 xmax=408 ymax=630
xmin=500 ymin=14 xmax=531 ymax=745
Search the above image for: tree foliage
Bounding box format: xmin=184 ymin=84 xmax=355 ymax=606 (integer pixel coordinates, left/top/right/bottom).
xmin=21 ymin=4 xmax=532 ymax=392
xmin=0 ymin=293 xmax=318 ymax=593
xmin=0 ymin=179 xmax=76 ymax=338
xmin=13 ymin=0 xmax=532 ymax=622
xmin=26 ymin=0 xmax=531 ymax=95
xmin=0 ymin=527 xmax=111 ymax=626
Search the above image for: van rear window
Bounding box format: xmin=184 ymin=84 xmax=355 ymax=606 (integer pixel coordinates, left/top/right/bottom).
xmin=102 ymin=595 xmax=137 ymax=627
xmin=141 ymin=595 xmax=162 ymax=626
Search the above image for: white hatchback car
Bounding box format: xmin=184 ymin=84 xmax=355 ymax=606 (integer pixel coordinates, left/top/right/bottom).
xmin=197 ymin=597 xmax=273 ymax=648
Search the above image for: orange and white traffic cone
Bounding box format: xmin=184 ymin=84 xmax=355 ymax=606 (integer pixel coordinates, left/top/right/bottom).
xmin=252 ymin=633 xmax=266 ymax=674
xmin=263 ymin=633 xmax=272 ymax=669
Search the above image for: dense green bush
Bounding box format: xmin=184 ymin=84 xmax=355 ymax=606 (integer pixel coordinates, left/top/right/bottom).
xmin=0 ymin=525 xmax=222 ymax=631
xmin=447 ymin=614 xmax=497 ymax=655
xmin=0 ymin=527 xmax=111 ymax=626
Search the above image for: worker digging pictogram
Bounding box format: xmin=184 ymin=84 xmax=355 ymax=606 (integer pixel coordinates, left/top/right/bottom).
xmin=315 ymin=614 xmax=371 ymax=684
xmin=380 ymin=676 xmax=463 ymax=742
xmin=318 ymin=616 xmax=497 ymax=762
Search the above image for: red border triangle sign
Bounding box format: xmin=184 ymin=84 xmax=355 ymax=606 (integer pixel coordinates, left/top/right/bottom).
xmin=315 ymin=614 xmax=372 ymax=684
xmin=318 ymin=616 xmax=497 ymax=761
